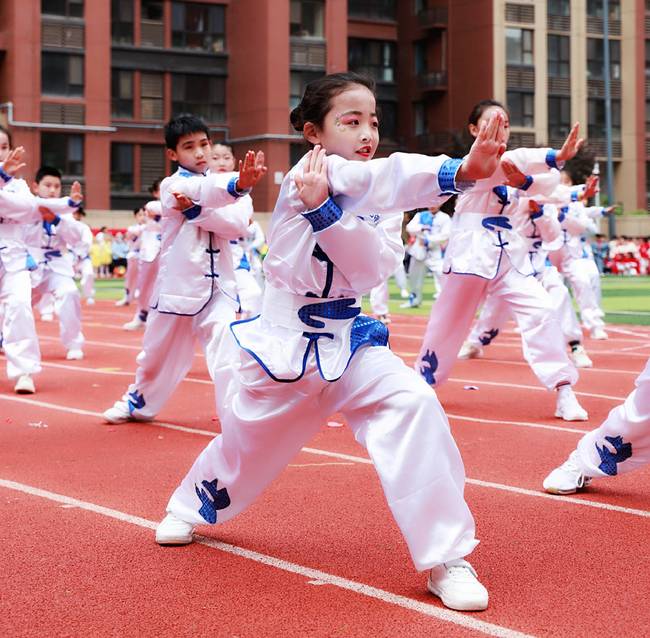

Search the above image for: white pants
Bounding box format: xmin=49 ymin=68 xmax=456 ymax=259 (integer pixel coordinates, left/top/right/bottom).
xmin=416 ymin=260 xmax=578 ymax=390
xmin=561 ymin=257 xmax=605 ymax=332
xmin=394 ymin=261 xmax=408 ymax=292
xmin=0 ymin=269 xmax=41 ymax=379
xmin=234 ymin=268 xmax=262 ymax=318
xmin=167 ymin=345 xmax=478 ymax=571
xmin=124 ymin=255 xmax=139 ymax=303
xmin=135 ymin=257 xmax=160 ymax=316
xmin=576 ymin=358 xmax=650 ymax=478
xmin=123 ymin=293 xmax=238 ymax=420
xmin=32 ymin=272 xmax=84 ymax=352
xmin=78 ymin=257 xmax=95 ymax=301
xmin=369 ymin=279 xmax=389 ymax=316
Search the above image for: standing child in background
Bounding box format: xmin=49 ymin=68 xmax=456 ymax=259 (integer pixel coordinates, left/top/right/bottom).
xmin=103 ymin=114 xmax=266 ymax=424
xmin=71 ymin=207 xmax=95 ymax=306
xmin=116 ymin=207 xmax=146 ymax=307
xmin=155 ymin=73 xmax=506 ymax=612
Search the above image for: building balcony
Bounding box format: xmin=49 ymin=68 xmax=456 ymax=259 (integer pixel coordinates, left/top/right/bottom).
xmin=417 ymin=70 xmax=448 ymax=92
xmin=290 ymin=38 xmax=326 ymax=69
xmin=140 ymin=20 xmax=164 ymax=47
xmin=41 ymin=15 xmax=84 ymax=49
xmin=586 ymin=16 xmax=621 ymax=36
xmin=417 ymin=7 xmax=448 ymax=30
xmin=506 ymin=65 xmax=535 ymax=90
xmin=348 ymin=0 xmax=396 ymax=23
xmin=547 ymin=14 xmax=571 ymax=32
xmin=587 ymin=137 xmax=622 ymax=159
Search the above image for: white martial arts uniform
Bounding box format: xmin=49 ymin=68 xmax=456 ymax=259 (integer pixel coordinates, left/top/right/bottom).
xmin=70 ymin=222 xmax=94 ymax=303
xmin=132 ymin=201 xmax=162 ymax=322
xmin=118 ymin=168 xmax=251 ymax=420
xmin=123 ymin=221 xmax=144 ymax=303
xmin=230 ymin=220 xmax=263 ymax=318
xmin=166 ymin=153 xmax=482 ymax=571
xmin=245 ymin=219 xmax=266 ymax=289
xmin=26 ymin=213 xmax=85 ymax=353
xmin=405 ymin=210 xmax=451 ymax=304
xmin=415 ymin=149 xmax=578 ymax=392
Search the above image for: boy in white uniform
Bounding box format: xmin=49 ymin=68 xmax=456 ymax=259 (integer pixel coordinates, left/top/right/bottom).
xmin=103 ymin=114 xmax=266 ymax=424
xmin=70 ymin=208 xmax=95 ymax=306
xmin=116 ymin=207 xmax=146 ymax=307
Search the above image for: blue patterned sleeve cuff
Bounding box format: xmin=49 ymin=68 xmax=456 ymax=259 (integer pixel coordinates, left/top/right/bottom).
xmin=0 ymin=167 xmax=13 ymax=183
xmin=545 ymin=149 xmax=565 ymax=170
xmin=227 ymin=175 xmax=250 ymax=198
xmin=520 ymin=175 xmax=534 ymax=191
xmin=302 ymin=197 xmax=342 ymax=232
xmin=67 ymin=197 xmax=81 ymax=208
xmin=182 ymin=204 xmax=202 ymax=220
xmin=438 ymin=158 xmax=474 ymax=194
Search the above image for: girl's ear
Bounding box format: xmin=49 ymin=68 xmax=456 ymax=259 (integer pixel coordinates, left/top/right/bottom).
xmin=303 ymin=122 xmax=320 ymax=146
xmin=468 ymin=123 xmax=479 ymax=138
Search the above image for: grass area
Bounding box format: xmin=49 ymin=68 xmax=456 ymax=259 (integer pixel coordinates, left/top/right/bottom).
xmin=96 ymin=273 xmax=650 ymax=325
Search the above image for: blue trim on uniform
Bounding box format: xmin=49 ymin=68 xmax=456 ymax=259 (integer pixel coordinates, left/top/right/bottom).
xmin=297 ymin=297 xmax=360 ymax=329
xmin=237 ymin=253 xmax=251 ymax=271
xmin=545 ymin=149 xmax=562 ymax=169
xmin=182 ymin=204 xmax=202 ymax=220
xmin=303 ymin=197 xmax=342 ymax=232
xmin=51 ymin=215 xmax=61 ymax=226
xmin=520 ymin=175 xmax=534 ymax=191
xmin=0 ymin=167 xmax=12 ymax=183
xmin=227 ymin=175 xmax=249 ymax=198
xmin=482 ymin=216 xmax=512 ymax=231
xmin=571 ymin=190 xmax=579 ymax=202
xmin=438 ymin=158 xmax=470 ymax=194
xmin=67 ymin=198 xmax=81 ymax=208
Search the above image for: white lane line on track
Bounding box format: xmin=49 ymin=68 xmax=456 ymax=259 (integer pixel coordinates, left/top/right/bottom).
xmin=0 ymin=479 xmax=534 ymax=638
xmin=620 ymin=344 xmax=650 ymax=352
xmin=447 ymin=414 xmax=589 ymax=435
xmin=2 ymin=395 xmax=648 ymax=520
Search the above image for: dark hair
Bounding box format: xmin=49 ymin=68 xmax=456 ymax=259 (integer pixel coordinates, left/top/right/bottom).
xmin=468 ymin=99 xmax=508 ymax=126
xmin=0 ymin=125 xmax=12 ymax=148
xmin=213 ymin=141 xmax=234 ymax=154
xmin=148 ymin=179 xmax=160 ymax=195
xmin=35 ymin=166 xmax=62 ymax=183
xmin=164 ymin=113 xmax=210 ymax=150
xmin=133 ymin=207 xmax=143 ymax=215
xmin=289 ymin=72 xmax=376 ymax=133
xmin=75 ymin=206 xmax=86 ymax=216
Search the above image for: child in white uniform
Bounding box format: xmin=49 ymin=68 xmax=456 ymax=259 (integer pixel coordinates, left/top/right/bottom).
xmin=116 ymin=207 xmax=146 ymax=307
xmin=415 ymin=100 xmax=587 ymax=421
xmin=71 ymin=208 xmax=95 ymax=306
xmin=103 ymin=114 xmax=266 ymax=424
xmin=155 ymin=73 xmax=509 ymax=612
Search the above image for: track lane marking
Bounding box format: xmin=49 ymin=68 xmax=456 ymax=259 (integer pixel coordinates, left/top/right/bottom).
xmin=3 ymin=395 xmax=649 ymax=519
xmin=0 ymin=478 xmax=535 ymax=638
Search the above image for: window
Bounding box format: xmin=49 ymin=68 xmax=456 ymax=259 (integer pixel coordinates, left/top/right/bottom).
xmin=413 ymin=102 xmax=427 ymax=135
xmin=413 ymin=0 xmax=425 ymax=13
xmin=290 ymin=70 xmax=323 ymax=109
xmin=646 ymin=100 xmax=650 ymax=132
xmin=506 ymin=28 xmax=533 ymax=66
xmin=378 ymin=100 xmax=397 ymax=141
xmin=41 ymin=52 xmax=84 ymax=97
xmin=42 ymin=0 xmax=83 ymax=17
xmin=414 ymin=40 xmax=427 ymax=75
xmin=348 ymin=39 xmax=396 ymax=83
xmin=587 ymin=38 xmax=621 ymax=80
xmin=548 ymin=35 xmax=570 ymax=78
xmin=172 ymin=2 xmax=225 ymax=53
xmin=141 ymin=0 xmax=164 ymax=47
xmin=548 ymin=0 xmax=569 ymax=16
xmin=111 ymin=70 xmax=134 ymax=118
xmin=290 ymin=0 xmax=324 ymax=38
xmin=348 ymin=0 xmax=396 ymax=21
xmin=587 ymin=0 xmax=621 ymax=20
xmin=112 ymin=0 xmax=134 ymax=44
xmin=140 ymin=145 xmax=165 ymax=191
xmin=645 ymin=40 xmax=650 ymax=76
xmin=588 ymin=98 xmax=621 ymax=140
xmin=548 ymin=96 xmax=570 ymax=139
xmin=111 ymin=143 xmax=134 ymax=192
xmin=172 ymin=74 xmax=226 ymax=123
xmin=507 ymin=91 xmax=534 ymax=127
xmin=41 ymin=133 xmax=84 ymax=176
xmin=140 ymin=72 xmax=164 ymax=120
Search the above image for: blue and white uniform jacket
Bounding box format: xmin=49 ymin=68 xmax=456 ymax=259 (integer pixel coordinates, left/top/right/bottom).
xmin=152 ymin=167 xmax=252 ymax=316
xmin=406 ymin=210 xmax=451 ymax=262
xmin=444 ymin=148 xmax=563 ymax=279
xmin=231 ymin=151 xmax=470 ymax=383
xmin=0 ymin=172 xmax=78 ymax=274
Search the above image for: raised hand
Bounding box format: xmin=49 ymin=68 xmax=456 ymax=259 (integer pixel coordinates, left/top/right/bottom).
xmin=293 ymin=145 xmax=329 ymax=210
xmin=528 ymin=199 xmax=543 ymax=219
xmin=457 ymin=111 xmax=507 ymax=182
xmin=171 ymin=191 xmax=193 ymax=210
xmin=501 ymin=159 xmax=527 ymax=188
xmin=556 ymin=123 xmax=584 ymax=162
xmin=582 ymin=175 xmax=599 ymax=201
xmin=2 ymin=146 xmax=26 ymax=177
xmin=69 ymin=180 xmax=83 ymax=204
xmin=237 ymin=150 xmax=267 ymax=191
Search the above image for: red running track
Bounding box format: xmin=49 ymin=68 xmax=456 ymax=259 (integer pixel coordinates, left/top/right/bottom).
xmin=1 ymin=301 xmax=649 ymax=637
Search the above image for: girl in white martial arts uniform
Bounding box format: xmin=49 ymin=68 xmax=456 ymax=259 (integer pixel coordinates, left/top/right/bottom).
xmin=116 ymin=207 xmax=146 ymax=307
xmin=103 ymin=114 xmax=266 ymax=424
xmin=415 ymin=100 xmax=588 ymax=421
xmin=0 ymin=144 xmax=81 ymax=393
xmin=155 ymin=73 xmax=509 ymax=612
xmin=543 ymin=356 xmax=650 ymax=494
xmin=209 ymin=143 xmax=263 ymax=319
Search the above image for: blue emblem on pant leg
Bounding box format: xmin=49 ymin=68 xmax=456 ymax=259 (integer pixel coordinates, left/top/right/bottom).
xmin=479 ymin=328 xmax=499 ymax=346
xmin=195 ymin=479 xmax=231 ymax=523
xmin=419 ymin=349 xmax=438 ymax=385
xmin=127 ymin=390 xmax=145 ymax=413
xmin=596 ymin=436 xmax=632 ymax=476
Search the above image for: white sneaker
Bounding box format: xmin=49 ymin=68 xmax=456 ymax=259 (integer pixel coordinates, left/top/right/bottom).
xmin=155 ymin=513 xmax=195 ymax=545
xmin=41 ymin=313 xmax=54 ymax=322
xmin=14 ymin=374 xmax=36 ymax=394
xmin=122 ymin=316 xmax=145 ymax=331
xmin=543 ymin=451 xmax=592 ymax=495
xmin=427 ymin=558 xmax=489 ymax=611
xmin=115 ymin=297 xmax=129 ymax=307
xmin=400 ymin=288 xmax=409 ymax=299
xmin=458 ymin=341 xmax=483 ymax=360
xmin=555 ymin=386 xmax=588 ymax=421
xmin=66 ymin=349 xmax=84 ymax=361
xmin=399 ymin=293 xmax=419 ymax=309
xmin=86 ymin=298 xmax=95 ymax=306
xmin=103 ymin=400 xmax=133 ymax=424
xmin=570 ymin=345 xmax=593 ymax=368
xmin=590 ymin=327 xmax=608 ymax=340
